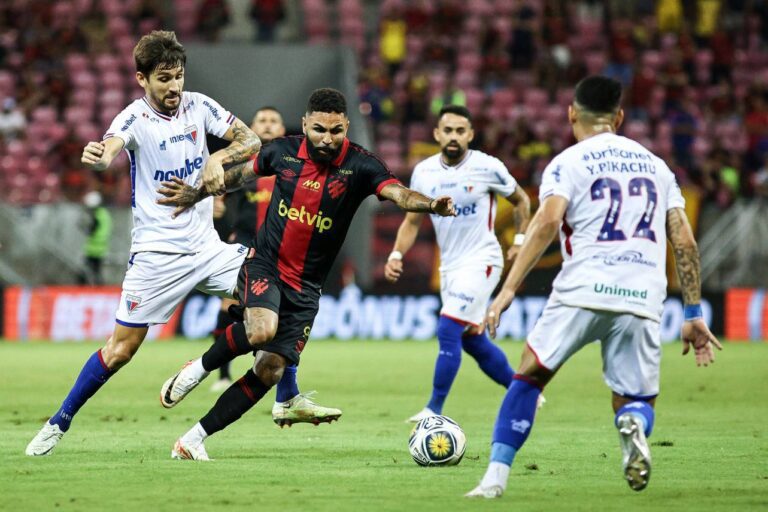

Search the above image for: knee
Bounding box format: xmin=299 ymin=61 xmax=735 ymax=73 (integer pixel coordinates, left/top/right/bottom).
xmin=244 ymin=318 xmax=278 ymax=347
xmin=101 ymin=338 xmax=139 ymax=370
xmin=253 ymin=352 xmax=287 ymax=386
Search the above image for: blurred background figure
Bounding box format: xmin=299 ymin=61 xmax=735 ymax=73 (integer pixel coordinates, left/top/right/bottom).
xmin=78 ymin=190 xmax=112 ymax=286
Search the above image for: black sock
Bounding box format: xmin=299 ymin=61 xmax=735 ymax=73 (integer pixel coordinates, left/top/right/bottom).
xmin=219 ymin=362 xmax=231 ymax=380
xmin=199 ymin=370 xmax=271 ymax=436
xmin=212 ymin=309 xmax=234 ymax=338
xmin=202 ymin=323 xmax=252 ymax=372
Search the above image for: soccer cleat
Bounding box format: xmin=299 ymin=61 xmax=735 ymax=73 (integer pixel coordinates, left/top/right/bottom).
xmin=210 ymin=378 xmax=232 ymax=392
xmin=464 ymin=484 xmax=504 ymax=499
xmin=272 ymin=391 xmax=342 ymax=428
xmin=25 ymin=421 xmax=65 ymax=456
xmin=160 ymin=359 xmax=209 ymax=409
xmin=405 ymin=407 xmax=436 ymax=423
xmin=617 ymin=413 xmax=652 ymax=491
xmin=171 ymin=438 xmax=211 ymax=461
xmin=537 ymin=394 xmax=546 ymax=409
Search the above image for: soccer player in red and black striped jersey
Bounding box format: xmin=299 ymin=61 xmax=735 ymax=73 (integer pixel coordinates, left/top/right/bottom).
xmin=157 ymin=88 xmax=456 ymax=460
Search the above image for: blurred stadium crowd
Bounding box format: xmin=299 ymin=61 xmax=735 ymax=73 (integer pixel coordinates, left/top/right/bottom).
xmin=2 ymin=0 xmax=768 ymax=207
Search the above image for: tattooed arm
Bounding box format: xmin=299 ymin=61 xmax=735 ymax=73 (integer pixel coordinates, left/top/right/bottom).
xmin=378 ymin=183 xmax=456 ymax=216
xmin=202 ymin=118 xmax=261 ymax=195
xmin=666 ymin=207 xmax=722 ymax=365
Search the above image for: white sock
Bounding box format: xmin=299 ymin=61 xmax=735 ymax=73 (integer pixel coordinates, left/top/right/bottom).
xmin=181 ymin=422 xmax=208 ymax=445
xmin=480 ymin=462 xmax=510 ymax=490
xmin=189 ymin=358 xmax=209 ymax=381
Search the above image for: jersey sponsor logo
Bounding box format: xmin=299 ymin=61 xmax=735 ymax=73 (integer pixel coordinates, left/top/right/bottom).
xmin=295 ymin=339 xmax=306 ymax=354
xmin=282 ymin=155 xmax=301 ymax=163
xmin=583 ymin=147 xmax=653 ymax=162
xmin=202 ymin=100 xmax=222 ymax=121
xmin=593 ymin=282 xmax=648 ymax=300
xmin=301 ymin=179 xmax=322 ymax=191
xmin=448 ymin=290 xmax=475 ymax=303
xmin=159 ymin=140 xmax=167 ymax=151
xmin=453 ymin=203 xmax=478 ymax=216
xmin=152 ymin=157 xmax=204 ymax=181
xmin=250 ymin=277 xmax=269 ymax=296
xmin=280 ymin=168 xmax=297 ymax=181
xmin=551 ymin=164 xmax=562 ymax=182
xmin=245 ymin=189 xmax=272 ymax=204
xmin=125 ymin=294 xmax=141 ymax=314
xmin=277 ymin=199 xmax=333 ymax=233
xmin=591 ymin=250 xmax=657 ymax=268
xmin=121 ymin=114 xmax=137 ymax=131
xmin=511 ymin=419 xmax=531 ymax=434
xmin=327 ymin=176 xmax=347 ymax=199
xmin=338 ymin=168 xmax=353 ymax=175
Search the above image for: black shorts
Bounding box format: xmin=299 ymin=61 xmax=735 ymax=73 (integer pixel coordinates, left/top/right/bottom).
xmin=236 ymin=257 xmax=319 ymax=364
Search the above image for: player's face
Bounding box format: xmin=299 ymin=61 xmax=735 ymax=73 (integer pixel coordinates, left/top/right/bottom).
xmin=251 ymin=109 xmax=286 ymax=143
xmin=302 ymin=111 xmax=349 ymax=164
xmin=434 ymin=113 xmax=474 ymax=161
xmin=136 ymin=65 xmax=184 ymax=114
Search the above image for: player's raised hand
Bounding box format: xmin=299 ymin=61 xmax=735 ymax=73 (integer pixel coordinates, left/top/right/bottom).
xmin=81 ymin=141 xmax=108 ymax=170
xmin=486 ymin=288 xmax=515 ymax=339
xmin=156 ymin=176 xmax=201 ymax=218
xmin=384 ymin=257 xmax=403 ymax=283
xmin=681 ymin=318 xmax=722 ymax=367
xmin=431 ymin=196 xmax=456 ymax=217
xmin=202 ymin=156 xmax=226 ymax=195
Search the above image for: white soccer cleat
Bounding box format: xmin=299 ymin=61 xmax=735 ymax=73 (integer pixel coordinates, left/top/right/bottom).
xmin=617 ymin=413 xmax=652 ymax=491
xmin=272 ymin=391 xmax=342 ymax=428
xmin=160 ymin=359 xmax=209 ymax=409
xmin=537 ymin=394 xmax=546 ymax=409
xmin=171 ymin=438 xmax=211 ymax=461
xmin=405 ymin=407 xmax=437 ymax=423
xmin=26 ymin=421 xmax=65 ymax=456
xmin=210 ymin=378 xmax=232 ymax=392
xmin=464 ymin=484 xmax=504 ymax=499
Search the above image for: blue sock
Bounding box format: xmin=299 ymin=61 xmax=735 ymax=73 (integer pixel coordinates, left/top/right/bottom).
xmin=426 ymin=316 xmax=465 ymax=414
xmin=49 ymin=350 xmax=114 ymax=432
xmin=490 ymin=442 xmax=518 ymax=465
xmin=275 ymin=364 xmax=299 ymax=402
xmin=492 ymin=377 xmax=541 ymax=450
xmin=462 ymin=332 xmax=514 ymax=387
xmin=615 ymin=401 xmax=655 ymax=437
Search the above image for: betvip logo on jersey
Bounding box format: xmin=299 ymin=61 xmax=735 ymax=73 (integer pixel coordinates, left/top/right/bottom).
xmin=125 ymin=295 xmax=142 ymax=315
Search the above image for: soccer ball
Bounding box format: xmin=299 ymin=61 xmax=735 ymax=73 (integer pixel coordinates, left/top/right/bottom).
xmin=408 ymin=415 xmax=466 ymax=466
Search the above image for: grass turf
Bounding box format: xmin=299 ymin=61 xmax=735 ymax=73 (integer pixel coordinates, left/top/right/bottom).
xmin=0 ymin=339 xmax=766 ymax=512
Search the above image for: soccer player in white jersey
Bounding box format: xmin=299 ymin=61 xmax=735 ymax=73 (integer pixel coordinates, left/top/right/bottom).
xmin=26 ymin=31 xmax=261 ymax=456
xmin=466 ymin=76 xmax=722 ymax=498
xmin=384 ymin=105 xmax=531 ymax=423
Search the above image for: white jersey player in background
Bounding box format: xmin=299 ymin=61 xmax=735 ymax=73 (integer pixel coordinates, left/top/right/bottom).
xmin=466 ymin=76 xmax=721 ymax=498
xmin=26 ymin=31 xmax=261 ymax=456
xmin=384 ymin=105 xmax=531 ymax=423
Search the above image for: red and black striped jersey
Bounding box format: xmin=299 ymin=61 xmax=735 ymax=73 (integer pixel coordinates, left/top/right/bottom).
xmin=248 ymin=135 xmax=400 ymax=292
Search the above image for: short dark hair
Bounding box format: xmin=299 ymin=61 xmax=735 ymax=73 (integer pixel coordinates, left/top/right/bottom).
xmin=256 ymin=106 xmax=282 ymax=116
xmin=574 ymin=76 xmax=622 ymax=114
xmin=133 ymin=30 xmax=186 ymax=77
xmin=307 ymin=88 xmax=347 ymax=115
xmin=438 ymin=104 xmax=472 ymax=122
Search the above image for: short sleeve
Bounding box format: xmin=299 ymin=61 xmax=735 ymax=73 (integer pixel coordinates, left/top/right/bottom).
xmin=195 ymin=92 xmax=235 ymax=138
xmin=366 ymin=157 xmax=401 ymax=199
xmin=664 ymin=165 xmax=686 ymax=210
xmin=539 ymin=157 xmax=574 ymax=202
xmin=486 ymin=158 xmax=517 ymax=196
xmin=252 ymin=141 xmax=278 ymax=177
xmin=408 ymin=166 xmax=424 ymax=195
xmin=103 ymin=106 xmax=138 ymax=150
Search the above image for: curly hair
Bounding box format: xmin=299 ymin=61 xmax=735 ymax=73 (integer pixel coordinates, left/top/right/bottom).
xmin=306 ymin=88 xmax=347 ymax=115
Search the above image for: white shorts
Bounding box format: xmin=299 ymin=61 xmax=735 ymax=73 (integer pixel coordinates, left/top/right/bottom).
xmin=115 ymin=241 xmax=247 ymax=327
xmin=440 ymin=265 xmax=501 ymax=327
xmin=528 ymin=301 xmax=661 ymax=398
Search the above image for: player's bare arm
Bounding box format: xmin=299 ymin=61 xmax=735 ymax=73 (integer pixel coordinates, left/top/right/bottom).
xmin=504 ymin=186 xmax=532 ymax=262
xmin=384 ymin=211 xmax=425 ymax=283
xmin=379 ymin=183 xmax=456 ymax=216
xmin=81 ymin=137 xmax=125 ymax=171
xmin=486 ymin=195 xmax=568 ymax=338
xmin=203 ymin=118 xmax=261 ymax=195
xmin=666 ymin=207 xmax=722 ymax=365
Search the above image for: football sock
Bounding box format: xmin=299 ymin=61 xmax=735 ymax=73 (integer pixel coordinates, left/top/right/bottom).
xmin=492 ymin=376 xmax=542 ymax=450
xmin=49 ymin=350 xmax=114 ymax=432
xmin=181 ymin=422 xmax=209 ymax=445
xmin=199 ymin=369 xmax=271 ymax=436
xmin=275 ymin=364 xmax=299 ymax=403
xmin=480 ymin=460 xmax=512 ymax=490
xmin=426 ymin=316 xmax=465 ymax=414
xmin=212 ymin=310 xmax=234 ymax=380
xmin=201 ymin=323 xmax=252 ymax=372
xmin=462 ymin=332 xmax=514 ymax=387
xmin=615 ymin=400 xmax=655 ymax=437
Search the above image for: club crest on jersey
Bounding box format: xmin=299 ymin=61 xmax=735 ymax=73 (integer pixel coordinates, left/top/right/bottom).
xmin=327 ymin=176 xmax=348 ymax=199
xmin=184 ymin=125 xmax=198 ymax=144
xmin=125 ymin=295 xmax=141 ymax=314
xmin=463 ymin=185 xmax=474 ymax=193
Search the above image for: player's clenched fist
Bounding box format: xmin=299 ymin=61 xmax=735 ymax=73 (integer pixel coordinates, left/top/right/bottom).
xmin=430 ymin=196 xmax=456 ymax=217
xmin=384 ymin=257 xmax=403 ymax=283
xmin=81 ymin=141 xmax=108 ymax=171
xmin=202 ymin=156 xmax=226 ymax=196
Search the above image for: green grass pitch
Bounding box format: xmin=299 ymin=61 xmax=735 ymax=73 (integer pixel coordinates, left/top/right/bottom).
xmin=0 ymin=339 xmax=766 ymax=512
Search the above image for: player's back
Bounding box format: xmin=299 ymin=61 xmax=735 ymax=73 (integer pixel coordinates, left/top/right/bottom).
xmin=540 ymin=132 xmax=685 ymax=321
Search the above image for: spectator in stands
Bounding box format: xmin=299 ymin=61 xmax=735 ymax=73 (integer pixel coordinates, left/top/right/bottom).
xmin=710 ymin=24 xmax=734 ymax=83
xmin=669 ymin=100 xmax=698 ymax=169
xmin=0 ymin=97 xmax=26 ymax=140
xmin=403 ymin=73 xmax=430 ymax=124
xmin=430 ymin=77 xmax=466 ymax=117
xmin=508 ymin=1 xmax=537 ymax=69
xmin=78 ymin=191 xmax=112 ymax=286
xmin=379 ymin=9 xmax=406 ymax=76
xmin=249 ymin=0 xmax=285 ymax=42
xmin=196 ymin=0 xmax=230 ymax=42
xmin=745 ymin=90 xmax=768 ymax=157
xmin=656 ymin=0 xmax=684 ymax=33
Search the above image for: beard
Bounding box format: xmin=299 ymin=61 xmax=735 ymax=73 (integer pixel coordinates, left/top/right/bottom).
xmin=441 ymin=144 xmax=465 ymax=161
xmin=306 ymin=137 xmax=341 ymax=164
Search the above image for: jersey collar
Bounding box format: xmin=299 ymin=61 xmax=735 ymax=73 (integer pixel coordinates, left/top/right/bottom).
xmin=439 ymin=149 xmax=472 ymax=170
xmin=142 ymin=96 xmax=179 ymax=121
xmin=298 ymin=137 xmax=350 ymax=166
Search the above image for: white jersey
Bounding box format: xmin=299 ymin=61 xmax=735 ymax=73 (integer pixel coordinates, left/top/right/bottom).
xmin=104 ymin=91 xmax=235 ymax=253
xmin=410 ymin=150 xmax=517 ymax=272
xmin=540 ymin=132 xmax=685 ymax=321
